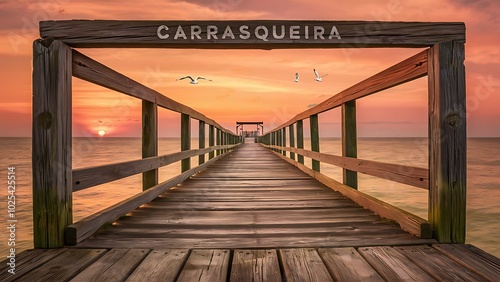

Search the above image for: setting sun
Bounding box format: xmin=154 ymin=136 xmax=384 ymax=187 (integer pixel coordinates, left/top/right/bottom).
xmin=98 ymin=130 xmax=106 ymax=137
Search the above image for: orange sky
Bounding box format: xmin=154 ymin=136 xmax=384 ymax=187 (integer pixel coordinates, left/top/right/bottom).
xmin=0 ymin=0 xmax=499 ymax=137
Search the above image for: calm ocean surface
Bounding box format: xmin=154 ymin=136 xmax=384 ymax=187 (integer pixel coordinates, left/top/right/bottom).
xmin=1 ymin=137 xmax=499 ymax=257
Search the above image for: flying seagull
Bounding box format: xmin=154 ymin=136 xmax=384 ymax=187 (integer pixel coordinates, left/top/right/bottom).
xmin=294 ymin=72 xmax=299 ymax=83
xmin=313 ymin=69 xmax=328 ymax=82
xmin=176 ymin=76 xmax=212 ymax=84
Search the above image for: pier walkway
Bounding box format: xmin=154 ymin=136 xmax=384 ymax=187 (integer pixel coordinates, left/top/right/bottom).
xmin=2 ymin=143 xmax=499 ymax=281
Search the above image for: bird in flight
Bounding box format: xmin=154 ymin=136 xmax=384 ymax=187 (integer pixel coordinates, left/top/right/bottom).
xmin=313 ymin=69 xmax=328 ymax=82
xmin=176 ymin=76 xmax=213 ymax=84
xmin=294 ymin=72 xmax=299 ymax=83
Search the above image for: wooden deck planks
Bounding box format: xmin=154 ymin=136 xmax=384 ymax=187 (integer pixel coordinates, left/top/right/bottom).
xmin=3 ymin=245 xmax=497 ymax=281
xmin=76 ymin=143 xmax=436 ymax=249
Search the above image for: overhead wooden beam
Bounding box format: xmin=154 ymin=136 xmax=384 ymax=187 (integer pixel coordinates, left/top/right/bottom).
xmin=273 ymin=50 xmax=428 ymax=132
xmin=40 ymin=20 xmax=465 ymax=48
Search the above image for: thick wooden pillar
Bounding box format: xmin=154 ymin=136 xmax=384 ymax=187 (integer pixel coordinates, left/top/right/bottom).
xmin=296 ymin=120 xmax=304 ymax=164
xmin=342 ymin=100 xmax=358 ymax=189
xmin=32 ymin=39 xmax=72 ymax=248
xmin=428 ymin=41 xmax=466 ymax=243
xmin=289 ymin=124 xmax=295 ymax=160
xmin=310 ymin=114 xmax=320 ymax=172
xmin=282 ymin=128 xmax=286 ymax=156
xmin=209 ymin=124 xmax=215 ymax=159
xmin=199 ymin=120 xmax=205 ymax=165
xmin=216 ymin=128 xmax=221 ymax=156
xmin=277 ymin=129 xmax=282 ymax=154
xmin=142 ymin=100 xmax=158 ymax=190
xmin=181 ymin=113 xmax=191 ymax=172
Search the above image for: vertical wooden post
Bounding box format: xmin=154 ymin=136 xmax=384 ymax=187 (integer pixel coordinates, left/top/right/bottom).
xmin=32 ymin=39 xmax=72 ymax=248
xmin=342 ymin=100 xmax=358 ymax=189
xmin=142 ymin=100 xmax=158 ymax=190
xmin=428 ymin=41 xmax=466 ymax=243
xmin=209 ymin=124 xmax=215 ymax=159
xmin=289 ymin=124 xmax=295 ymax=160
xmin=296 ymin=120 xmax=304 ymax=164
xmin=277 ymin=130 xmax=282 ymax=154
xmin=216 ymin=128 xmax=221 ymax=156
xmin=199 ymin=120 xmax=205 ymax=165
xmin=282 ymin=128 xmax=286 ymax=156
xmin=310 ymin=114 xmax=320 ymax=172
xmin=181 ymin=113 xmax=191 ymax=172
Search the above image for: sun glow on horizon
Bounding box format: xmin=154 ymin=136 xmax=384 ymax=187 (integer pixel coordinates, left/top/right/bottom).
xmin=98 ymin=130 xmax=106 ymax=137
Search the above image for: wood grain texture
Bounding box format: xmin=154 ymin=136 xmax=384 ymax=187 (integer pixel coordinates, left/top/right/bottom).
xmin=230 ymin=250 xmax=281 ymax=282
xmin=318 ymin=247 xmax=384 ymax=281
xmin=142 ymin=100 xmax=158 ymax=190
xmin=70 ymin=249 xmax=149 ymax=281
xmin=72 ymin=145 xmax=237 ymax=191
xmin=432 ymin=244 xmax=500 ymax=281
xmin=280 ymin=248 xmax=333 ymax=282
xmin=428 ymin=42 xmax=467 ymax=243
xmin=177 ymin=249 xmax=230 ymax=282
xmin=32 ymin=39 xmax=73 ymax=248
xmin=358 ymin=246 xmax=436 ymax=281
xmin=265 ymin=147 xmax=432 ymax=238
xmin=273 ymin=50 xmax=428 ymax=131
xmin=40 ymin=20 xmax=465 ymax=48
xmin=0 ymin=249 xmax=67 ymax=282
xmin=66 ymin=152 xmax=230 ymax=245
xmin=342 ymin=100 xmax=358 ymax=189
xmin=397 ymin=245 xmax=484 ymax=281
xmin=263 ymin=145 xmax=428 ymax=189
xmin=127 ymin=249 xmax=189 ymax=281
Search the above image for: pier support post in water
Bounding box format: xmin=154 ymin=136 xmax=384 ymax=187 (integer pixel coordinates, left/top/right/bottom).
xmin=310 ymin=114 xmax=320 ymax=172
xmin=32 ymin=39 xmax=72 ymax=248
xmin=428 ymin=41 xmax=466 ymax=243
xmin=142 ymin=100 xmax=158 ymax=190
xmin=296 ymin=120 xmax=305 ymax=164
xmin=181 ymin=113 xmax=191 ymax=172
xmin=199 ymin=121 xmax=205 ymax=165
xmin=342 ymin=100 xmax=358 ymax=189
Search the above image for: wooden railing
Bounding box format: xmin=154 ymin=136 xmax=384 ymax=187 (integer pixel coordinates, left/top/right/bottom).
xmin=32 ymin=39 xmax=240 ymax=247
xmin=259 ymin=46 xmax=466 ymax=243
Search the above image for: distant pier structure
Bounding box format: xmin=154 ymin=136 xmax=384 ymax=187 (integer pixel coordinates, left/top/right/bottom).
xmin=236 ymin=121 xmax=263 ymax=142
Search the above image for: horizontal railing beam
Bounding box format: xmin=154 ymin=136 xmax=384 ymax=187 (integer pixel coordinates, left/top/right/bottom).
xmin=73 ymin=144 xmax=238 ymax=191
xmin=71 ymin=50 xmax=234 ymax=134
xmin=65 ymin=151 xmax=233 ymax=245
xmin=263 ymin=144 xmax=428 ymax=189
xmin=270 ymin=50 xmax=428 ymax=132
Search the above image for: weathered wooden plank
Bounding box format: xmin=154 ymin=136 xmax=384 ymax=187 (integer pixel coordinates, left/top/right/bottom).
xmin=275 ymin=50 xmax=428 ymax=131
xmin=263 ymin=145 xmax=428 ymax=189
xmin=0 ymin=249 xmax=66 ymax=282
xmin=66 ymin=153 xmax=229 ymax=244
xmin=142 ymin=100 xmax=158 ymax=190
xmin=32 ymin=39 xmax=72 ymax=248
xmin=279 ymin=248 xmax=333 ymax=281
xmin=428 ymin=41 xmax=467 ymax=243
xmin=126 ymin=249 xmax=189 ymax=281
xmin=342 ymin=100 xmax=358 ymax=189
xmin=72 ymin=145 xmax=236 ymax=191
xmin=70 ymin=249 xmax=149 ymax=281
xmin=181 ymin=113 xmax=191 ymax=172
xmin=177 ymin=249 xmax=230 ymax=282
xmin=267 ymin=149 xmax=432 ymax=238
xmin=310 ymin=114 xmax=320 ymax=171
xmin=199 ymin=120 xmax=205 ymax=165
xmin=40 ymin=20 xmax=465 ymax=48
xmin=397 ymin=245 xmax=484 ymax=281
xmin=230 ymin=250 xmax=281 ymax=282
xmin=358 ymin=246 xmax=436 ymax=281
xmin=432 ymin=244 xmax=500 ymax=281
xmin=296 ymin=120 xmax=304 ymax=164
xmin=71 ymin=49 xmax=232 ymax=133
xmin=18 ymin=249 xmax=105 ymax=281
xmin=318 ymin=247 xmax=384 ymax=281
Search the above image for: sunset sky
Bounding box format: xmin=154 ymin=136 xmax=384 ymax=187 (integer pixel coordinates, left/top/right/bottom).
xmin=0 ymin=0 xmax=499 ymax=137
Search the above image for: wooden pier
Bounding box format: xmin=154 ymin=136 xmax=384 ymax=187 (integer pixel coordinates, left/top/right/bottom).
xmin=7 ymin=19 xmax=498 ymax=281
